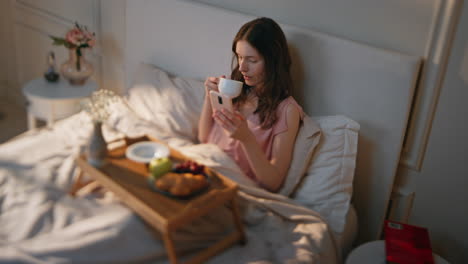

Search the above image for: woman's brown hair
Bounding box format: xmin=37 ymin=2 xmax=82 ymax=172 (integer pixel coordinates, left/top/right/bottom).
xmin=231 ymin=17 xmax=293 ymax=129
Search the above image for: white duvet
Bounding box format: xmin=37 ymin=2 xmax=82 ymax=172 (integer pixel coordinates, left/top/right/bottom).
xmin=0 ymin=108 xmax=339 ymax=263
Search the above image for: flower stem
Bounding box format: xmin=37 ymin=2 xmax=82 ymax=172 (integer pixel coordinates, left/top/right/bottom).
xmin=76 ymin=48 xmax=81 ymax=71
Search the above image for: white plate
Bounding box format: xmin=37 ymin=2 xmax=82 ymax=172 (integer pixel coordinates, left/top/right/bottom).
xmin=125 ymin=141 xmax=170 ymax=163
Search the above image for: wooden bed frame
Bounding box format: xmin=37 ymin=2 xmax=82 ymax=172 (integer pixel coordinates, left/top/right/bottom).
xmin=123 ymin=0 xmax=421 ymax=245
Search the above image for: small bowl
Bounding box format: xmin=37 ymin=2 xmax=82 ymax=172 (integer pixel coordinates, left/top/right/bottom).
xmin=125 ymin=141 xmax=170 ymax=163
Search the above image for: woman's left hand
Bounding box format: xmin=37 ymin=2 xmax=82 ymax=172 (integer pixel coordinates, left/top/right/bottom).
xmin=213 ymin=109 xmax=251 ymax=141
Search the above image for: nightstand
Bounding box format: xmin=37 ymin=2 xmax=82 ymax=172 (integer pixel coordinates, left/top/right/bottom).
xmin=345 ymin=240 xmax=450 ymax=264
xmin=22 ymin=78 xmax=97 ymax=130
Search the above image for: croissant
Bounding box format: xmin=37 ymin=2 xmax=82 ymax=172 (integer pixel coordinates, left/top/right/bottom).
xmin=155 ymin=172 xmax=179 ymax=191
xmin=155 ymin=172 xmax=208 ymax=196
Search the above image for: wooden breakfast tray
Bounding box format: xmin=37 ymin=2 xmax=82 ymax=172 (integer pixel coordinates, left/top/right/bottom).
xmin=70 ymin=135 xmax=246 ymax=264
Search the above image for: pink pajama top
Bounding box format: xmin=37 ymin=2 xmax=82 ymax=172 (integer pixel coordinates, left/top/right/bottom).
xmin=207 ymin=96 xmax=304 ymax=182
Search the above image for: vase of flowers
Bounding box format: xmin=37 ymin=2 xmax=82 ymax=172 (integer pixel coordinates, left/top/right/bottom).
xmin=87 ymin=121 xmax=107 ymax=167
xmin=50 ymin=22 xmax=96 ymax=86
xmin=81 ymin=89 xmax=121 ymax=167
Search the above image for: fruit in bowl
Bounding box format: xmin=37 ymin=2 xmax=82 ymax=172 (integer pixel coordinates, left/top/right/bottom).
xmin=155 ymin=172 xmax=209 ymax=197
xmin=149 ymin=157 xmax=173 ymax=179
xmin=174 ymin=160 xmax=204 ymax=174
xmin=151 ymin=160 xmax=209 ymax=197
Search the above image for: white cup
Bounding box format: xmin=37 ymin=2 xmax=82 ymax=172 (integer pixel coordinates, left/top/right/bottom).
xmin=218 ymin=78 xmax=243 ymax=98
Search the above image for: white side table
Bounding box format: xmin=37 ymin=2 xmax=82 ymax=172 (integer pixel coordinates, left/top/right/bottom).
xmin=346 ymin=240 xmax=450 ymax=264
xmin=22 ymin=78 xmax=97 ymax=130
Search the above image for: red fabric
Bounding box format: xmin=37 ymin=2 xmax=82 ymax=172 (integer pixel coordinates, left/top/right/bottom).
xmin=384 ymin=220 xmax=434 ymax=264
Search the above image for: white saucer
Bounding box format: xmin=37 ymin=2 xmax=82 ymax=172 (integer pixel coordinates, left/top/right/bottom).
xmin=125 ymin=141 xmax=170 ymax=163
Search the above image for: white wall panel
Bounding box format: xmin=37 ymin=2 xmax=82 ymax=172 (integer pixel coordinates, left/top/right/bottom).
xmin=192 ymin=0 xmax=438 ymax=56
xmin=9 ymin=0 xmax=101 ymax=105
xmin=395 ymin=3 xmax=468 ymax=263
xmin=14 ymin=6 xmax=71 ymax=87
xmin=17 ymin=0 xmax=98 ymax=31
xmin=400 ymin=0 xmax=462 ymax=170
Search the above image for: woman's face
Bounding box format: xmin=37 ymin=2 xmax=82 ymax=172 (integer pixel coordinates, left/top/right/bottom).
xmin=236 ymin=40 xmax=265 ymax=88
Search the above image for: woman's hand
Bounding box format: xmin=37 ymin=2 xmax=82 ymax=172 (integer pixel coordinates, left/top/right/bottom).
xmin=204 ymin=75 xmax=226 ymax=95
xmin=198 ymin=75 xmax=226 ymax=143
xmin=213 ymin=109 xmax=252 ymax=142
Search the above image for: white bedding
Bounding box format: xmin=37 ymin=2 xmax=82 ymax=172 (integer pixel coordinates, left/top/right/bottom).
xmin=0 ymin=106 xmax=340 ymax=263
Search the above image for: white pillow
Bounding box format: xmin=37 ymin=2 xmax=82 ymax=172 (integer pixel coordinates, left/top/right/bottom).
xmin=278 ymin=115 xmax=321 ymax=197
xmin=292 ymin=115 xmax=359 ymax=235
xmin=126 ymin=63 xmax=205 ymax=143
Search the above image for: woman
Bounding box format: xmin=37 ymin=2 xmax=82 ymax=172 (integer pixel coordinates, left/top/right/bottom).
xmin=198 ymin=17 xmax=303 ymax=192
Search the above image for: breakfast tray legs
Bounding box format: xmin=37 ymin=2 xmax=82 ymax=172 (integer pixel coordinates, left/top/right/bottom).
xmin=69 ymin=155 xmax=246 ymax=264
xmin=162 ymin=197 xmax=246 ymax=264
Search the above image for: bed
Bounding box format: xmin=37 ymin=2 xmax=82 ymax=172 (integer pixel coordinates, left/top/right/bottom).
xmin=0 ymin=0 xmax=421 ymax=263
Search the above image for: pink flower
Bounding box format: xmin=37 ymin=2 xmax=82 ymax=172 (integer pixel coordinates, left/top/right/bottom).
xmin=51 ymin=22 xmax=96 ymax=49
xmin=66 ymin=28 xmax=85 ymax=46
xmin=84 ymin=31 xmax=96 ymax=47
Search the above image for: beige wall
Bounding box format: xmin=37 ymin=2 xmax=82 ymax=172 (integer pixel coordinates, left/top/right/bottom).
xmin=0 ymin=1 xmax=7 ymax=81
xmin=0 ymin=0 xmax=12 ymax=99
xmin=99 ymin=0 xmax=125 ymax=94
xmin=193 ymin=0 xmax=437 ymax=56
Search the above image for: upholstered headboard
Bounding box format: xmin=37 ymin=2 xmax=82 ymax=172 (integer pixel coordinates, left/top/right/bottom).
xmin=125 ymin=0 xmax=421 ymax=244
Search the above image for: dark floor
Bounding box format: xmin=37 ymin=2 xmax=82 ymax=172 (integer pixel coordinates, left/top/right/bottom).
xmin=0 ymin=97 xmax=28 ymax=144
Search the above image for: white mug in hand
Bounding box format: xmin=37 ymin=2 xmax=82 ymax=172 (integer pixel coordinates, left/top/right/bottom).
xmin=218 ymin=78 xmax=243 ymax=98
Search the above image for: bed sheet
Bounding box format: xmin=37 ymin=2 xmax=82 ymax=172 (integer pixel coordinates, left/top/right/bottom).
xmin=0 ymin=107 xmax=340 ymax=264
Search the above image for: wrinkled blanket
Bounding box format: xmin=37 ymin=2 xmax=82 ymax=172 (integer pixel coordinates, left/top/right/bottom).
xmin=0 ymin=106 xmax=339 ymax=263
